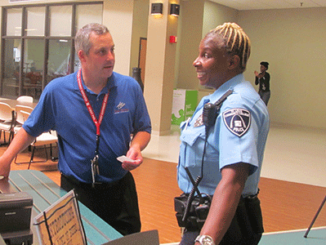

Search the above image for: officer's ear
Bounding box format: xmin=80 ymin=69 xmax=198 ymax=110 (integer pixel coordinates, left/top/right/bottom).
xmin=228 ymin=55 xmax=240 ymax=70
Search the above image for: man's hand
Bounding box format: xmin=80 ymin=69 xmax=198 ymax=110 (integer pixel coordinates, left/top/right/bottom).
xmin=121 ymin=159 xmax=142 ymax=171
xmin=0 ymin=157 xmax=11 ymax=178
xmin=121 ymin=131 xmax=150 ymax=171
xmin=0 ymin=128 xmax=36 ymax=178
xmin=121 ymin=148 xmax=143 ymax=171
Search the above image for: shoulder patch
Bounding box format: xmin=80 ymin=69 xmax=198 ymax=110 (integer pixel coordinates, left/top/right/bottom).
xmin=223 ymin=109 xmax=251 ymax=137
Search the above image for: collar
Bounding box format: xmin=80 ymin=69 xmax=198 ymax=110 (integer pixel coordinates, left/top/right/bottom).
xmin=73 ymin=70 xmax=117 ymax=95
xmin=208 ymin=73 xmax=243 ymax=103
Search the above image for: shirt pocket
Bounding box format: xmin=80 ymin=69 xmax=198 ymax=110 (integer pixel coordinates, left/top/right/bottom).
xmin=180 ymin=126 xmax=206 ymax=168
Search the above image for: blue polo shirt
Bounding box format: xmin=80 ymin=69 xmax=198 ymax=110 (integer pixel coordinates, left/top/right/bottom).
xmin=23 ymin=71 xmax=151 ymax=183
xmin=177 ymin=74 xmax=269 ymax=197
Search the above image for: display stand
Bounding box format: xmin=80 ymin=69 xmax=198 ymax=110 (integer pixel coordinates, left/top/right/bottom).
xmin=34 ymin=190 xmax=86 ymax=245
xmin=0 ymin=235 xmax=6 ymax=245
xmin=171 ymin=89 xmax=197 ymax=125
xmin=304 ymin=195 xmax=326 ymax=238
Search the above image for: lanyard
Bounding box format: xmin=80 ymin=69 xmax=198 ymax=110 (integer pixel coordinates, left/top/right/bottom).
xmin=77 ymin=69 xmax=109 ymax=154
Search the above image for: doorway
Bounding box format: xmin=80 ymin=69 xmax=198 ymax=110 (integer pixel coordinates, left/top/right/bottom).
xmin=138 ymin=38 xmax=147 ymax=86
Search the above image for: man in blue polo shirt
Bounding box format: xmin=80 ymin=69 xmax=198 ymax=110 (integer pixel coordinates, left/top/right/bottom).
xmin=0 ymin=23 xmax=151 ymax=235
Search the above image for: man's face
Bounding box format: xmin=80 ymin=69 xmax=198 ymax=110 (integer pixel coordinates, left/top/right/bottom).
xmin=193 ymin=35 xmax=229 ymax=89
xmin=81 ymin=32 xmax=115 ymax=80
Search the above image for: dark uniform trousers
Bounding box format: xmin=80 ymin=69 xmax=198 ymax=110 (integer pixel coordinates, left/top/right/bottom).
xmin=61 ymin=171 xmax=141 ymax=236
xmin=179 ymin=196 xmax=263 ymax=245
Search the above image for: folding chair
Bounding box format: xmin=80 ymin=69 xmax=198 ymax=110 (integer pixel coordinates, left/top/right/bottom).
xmin=13 ymin=105 xmax=34 ymax=134
xmin=0 ymin=102 xmax=15 ymax=145
xmin=17 ymin=96 xmax=33 ymax=103
xmin=14 ymin=110 xmax=58 ymax=169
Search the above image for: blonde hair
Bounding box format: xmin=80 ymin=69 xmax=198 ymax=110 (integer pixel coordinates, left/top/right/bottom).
xmin=207 ymin=22 xmax=251 ymax=72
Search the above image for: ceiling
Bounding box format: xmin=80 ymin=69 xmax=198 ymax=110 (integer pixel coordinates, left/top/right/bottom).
xmin=209 ymin=0 xmax=326 ymax=10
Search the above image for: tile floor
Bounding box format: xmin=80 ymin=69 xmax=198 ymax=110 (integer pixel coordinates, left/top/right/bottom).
xmin=142 ymin=124 xmax=326 ymax=188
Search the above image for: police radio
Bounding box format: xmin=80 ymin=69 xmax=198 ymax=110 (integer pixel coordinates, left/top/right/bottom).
xmin=203 ymin=89 xmax=233 ymax=132
xmin=203 ymin=103 xmax=217 ymax=129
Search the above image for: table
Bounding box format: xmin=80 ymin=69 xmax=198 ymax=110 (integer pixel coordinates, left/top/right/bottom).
xmin=260 ymin=228 xmax=326 ymax=245
xmin=4 ymin=82 xmax=42 ymax=98
xmin=0 ymin=170 xmax=123 ymax=245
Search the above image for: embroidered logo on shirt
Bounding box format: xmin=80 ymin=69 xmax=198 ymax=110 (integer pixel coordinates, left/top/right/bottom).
xmin=223 ymin=109 xmax=251 ymax=137
xmin=115 ymin=102 xmax=129 ymax=114
xmin=117 ymin=102 xmax=125 ymax=110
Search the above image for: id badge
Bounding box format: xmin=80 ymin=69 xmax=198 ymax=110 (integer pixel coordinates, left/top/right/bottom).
xmin=91 ymin=155 xmax=100 ymax=187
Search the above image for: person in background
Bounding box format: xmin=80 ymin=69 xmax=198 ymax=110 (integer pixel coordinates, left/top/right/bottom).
xmin=0 ymin=23 xmax=151 ymax=236
xmin=175 ymin=22 xmax=269 ymax=245
xmin=254 ymin=61 xmax=270 ymax=105
xmin=30 ymin=62 xmax=37 ymax=72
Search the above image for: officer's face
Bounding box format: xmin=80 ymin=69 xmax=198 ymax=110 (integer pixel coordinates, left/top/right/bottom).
xmin=193 ymin=35 xmax=229 ymax=89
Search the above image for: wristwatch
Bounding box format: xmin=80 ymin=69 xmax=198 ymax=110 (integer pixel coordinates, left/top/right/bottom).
xmin=195 ymin=235 xmax=215 ymax=245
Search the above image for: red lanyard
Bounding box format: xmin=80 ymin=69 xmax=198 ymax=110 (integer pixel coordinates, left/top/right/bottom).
xmin=77 ymin=69 xmax=109 ymax=137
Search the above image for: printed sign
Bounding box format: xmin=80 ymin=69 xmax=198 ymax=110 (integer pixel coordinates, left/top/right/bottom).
xmin=34 ymin=190 xmax=86 ymax=245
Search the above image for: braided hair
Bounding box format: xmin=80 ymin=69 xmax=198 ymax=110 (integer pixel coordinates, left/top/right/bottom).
xmin=206 ymin=22 xmax=251 ymax=72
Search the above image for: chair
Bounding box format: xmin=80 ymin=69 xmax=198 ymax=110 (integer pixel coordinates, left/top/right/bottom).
xmin=14 ymin=110 xmax=58 ymax=169
xmin=0 ymin=102 xmax=15 ymax=145
xmin=17 ymin=96 xmax=33 ymax=103
xmin=13 ymin=105 xmax=34 ymax=134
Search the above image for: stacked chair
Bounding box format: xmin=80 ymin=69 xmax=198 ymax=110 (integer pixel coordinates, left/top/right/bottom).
xmin=14 ymin=110 xmax=58 ymax=169
xmin=0 ymin=102 xmax=15 ymax=145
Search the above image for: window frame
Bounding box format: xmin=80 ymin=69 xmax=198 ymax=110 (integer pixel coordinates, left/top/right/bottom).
xmin=1 ymin=1 xmax=102 ymax=98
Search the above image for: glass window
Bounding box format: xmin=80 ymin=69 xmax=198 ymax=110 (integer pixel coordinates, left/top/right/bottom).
xmin=49 ymin=5 xmax=72 ymax=36
xmin=1 ymin=3 xmax=103 ymax=100
xmin=23 ymin=39 xmax=44 ymax=99
xmin=74 ymin=56 xmax=81 ymax=73
xmin=76 ymin=4 xmax=103 ymax=33
xmin=47 ymin=39 xmax=72 ymax=84
xmin=6 ymin=8 xmax=22 ymax=36
xmin=26 ymin=7 xmax=46 ymax=36
xmin=2 ymin=39 xmax=22 ymax=98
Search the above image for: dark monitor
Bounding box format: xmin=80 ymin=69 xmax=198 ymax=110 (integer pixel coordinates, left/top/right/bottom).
xmin=102 ymin=230 xmax=159 ymax=245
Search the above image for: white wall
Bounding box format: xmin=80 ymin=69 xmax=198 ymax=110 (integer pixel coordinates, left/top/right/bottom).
xmin=130 ymin=0 xmax=149 ymax=76
xmin=176 ymin=2 xmax=326 ymax=130
xmin=239 ymin=8 xmax=326 ymax=130
xmin=102 ymin=0 xmax=134 ymax=76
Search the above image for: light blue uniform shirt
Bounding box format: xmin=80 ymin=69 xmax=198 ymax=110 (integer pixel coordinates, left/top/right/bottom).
xmin=177 ymin=74 xmax=269 ymax=197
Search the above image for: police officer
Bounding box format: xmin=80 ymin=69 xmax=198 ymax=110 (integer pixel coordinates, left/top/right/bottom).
xmin=176 ymin=23 xmax=269 ymax=245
